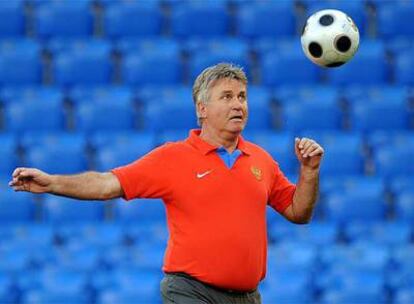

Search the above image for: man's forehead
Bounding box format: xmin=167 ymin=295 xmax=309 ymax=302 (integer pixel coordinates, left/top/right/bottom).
xmin=210 ymin=78 xmax=246 ymax=92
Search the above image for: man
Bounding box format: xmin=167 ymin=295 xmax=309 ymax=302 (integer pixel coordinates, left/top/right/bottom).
xmin=9 ymin=63 xmax=324 ymax=304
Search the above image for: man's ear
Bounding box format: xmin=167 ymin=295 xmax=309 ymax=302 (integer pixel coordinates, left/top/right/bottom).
xmin=197 ymin=101 xmax=207 ymax=119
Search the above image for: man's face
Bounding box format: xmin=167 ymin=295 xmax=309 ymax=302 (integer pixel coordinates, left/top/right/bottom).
xmin=198 ymin=78 xmax=248 ymax=134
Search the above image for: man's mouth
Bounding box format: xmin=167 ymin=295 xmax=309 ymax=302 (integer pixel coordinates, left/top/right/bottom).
xmin=230 ymin=115 xmax=243 ymax=121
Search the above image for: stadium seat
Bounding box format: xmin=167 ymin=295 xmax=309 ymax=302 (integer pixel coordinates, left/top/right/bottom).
xmin=94 ymin=142 xmax=154 ymax=171
xmin=377 ymin=2 xmax=414 ymax=39
xmin=90 ymin=130 xmax=155 ymax=150
xmin=344 ymin=221 xmax=411 ymax=246
xmin=0 ymin=134 xmax=18 ymax=177
xmin=74 ymin=101 xmax=135 ymax=133
xmin=121 ymin=49 xmax=182 ymax=86
xmin=394 ymin=289 xmax=414 ymax=304
xmin=20 ymin=131 xmax=87 ymax=150
xmin=236 ymin=1 xmax=295 ymax=38
xmin=242 ymin=131 xmax=296 ymax=174
xmin=33 ymin=2 xmax=93 ymax=38
xmin=349 ymin=100 xmax=410 ymax=132
xmin=25 ymin=141 xmax=88 ymax=175
xmin=170 ymin=2 xmax=229 ymax=38
xmin=43 ymin=196 xmax=104 ymax=223
xmin=98 ymin=289 xmax=161 ymax=304
xmin=23 ymin=290 xmax=90 ymax=304
xmin=395 ymin=191 xmax=414 ymax=221
xmin=321 ymin=175 xmax=386 ymax=197
xmin=343 ymin=85 xmax=410 ymax=107
xmin=281 ymin=102 xmax=343 ymax=132
xmin=395 ymin=51 xmax=414 ymax=85
xmin=0 ymin=40 xmax=42 ymax=85
xmin=0 ymin=86 xmax=63 ymax=106
xmin=116 ymin=37 xmax=180 ymax=58
xmin=0 ymin=2 xmax=25 ymax=37
xmin=274 ymin=84 xmax=340 ymax=106
xmin=0 ymin=184 xmax=36 ymax=223
xmin=4 ymin=100 xmax=65 ymax=133
xmin=390 ymin=176 xmax=414 ymax=194
xmin=52 ymin=40 xmax=113 ymax=86
xmin=157 ymin=129 xmax=189 ymax=145
xmin=0 ymin=241 xmax=32 ymax=273
xmin=304 ymin=0 xmax=367 ymax=35
xmin=300 ymin=131 xmax=365 ymax=176
xmin=326 ymin=40 xmax=388 ymax=85
xmin=187 ymin=39 xmax=250 ymax=82
xmin=143 ymin=102 xmax=197 ymax=132
xmin=324 ymin=191 xmax=387 ymax=223
xmin=0 ymin=274 xmax=14 ymax=303
xmin=114 ymin=198 xmax=166 ymax=224
xmin=268 ymin=242 xmax=318 ymax=273
xmin=68 ymin=85 xmax=133 ymax=106
xmin=367 ymin=130 xmax=414 ymax=151
xmin=54 ymin=241 xmax=102 ymax=272
xmin=373 ymin=145 xmax=414 ymax=177
xmin=260 ymin=41 xmax=321 ymax=86
xmin=103 ymin=2 xmax=162 ymax=39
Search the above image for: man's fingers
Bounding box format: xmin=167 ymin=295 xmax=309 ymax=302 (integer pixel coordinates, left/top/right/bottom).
xmin=309 ymin=147 xmax=324 ymax=157
xmin=12 ymin=167 xmax=26 ymax=178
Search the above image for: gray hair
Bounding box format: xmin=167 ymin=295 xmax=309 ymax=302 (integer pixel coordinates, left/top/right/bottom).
xmin=192 ymin=63 xmax=248 ymax=125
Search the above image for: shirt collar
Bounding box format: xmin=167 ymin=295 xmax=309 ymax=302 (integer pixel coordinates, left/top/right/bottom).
xmin=186 ymin=129 xmax=252 ymax=156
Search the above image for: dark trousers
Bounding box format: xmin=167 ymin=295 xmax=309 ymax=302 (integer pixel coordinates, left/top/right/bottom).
xmin=160 ymin=273 xmax=262 ymax=304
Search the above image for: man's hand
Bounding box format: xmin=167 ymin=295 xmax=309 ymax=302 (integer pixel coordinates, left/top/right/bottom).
xmin=9 ymin=168 xmax=53 ymax=193
xmin=295 ymin=137 xmax=324 ymax=170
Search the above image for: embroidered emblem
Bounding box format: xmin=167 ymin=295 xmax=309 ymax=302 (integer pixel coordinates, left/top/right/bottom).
xmin=251 ymin=166 xmax=262 ymax=181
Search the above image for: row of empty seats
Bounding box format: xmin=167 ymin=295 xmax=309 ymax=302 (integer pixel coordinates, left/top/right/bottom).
xmin=2 ymin=38 xmax=414 ymax=85
xmin=1 ymin=130 xmax=414 ymax=177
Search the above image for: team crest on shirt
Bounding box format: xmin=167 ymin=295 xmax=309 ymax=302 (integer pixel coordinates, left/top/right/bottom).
xmin=250 ymin=166 xmax=262 ymax=181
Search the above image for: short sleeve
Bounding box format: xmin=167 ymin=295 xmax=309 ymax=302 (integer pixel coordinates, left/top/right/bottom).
xmin=111 ymin=145 xmax=172 ymax=201
xmin=268 ymin=162 xmax=296 ymax=213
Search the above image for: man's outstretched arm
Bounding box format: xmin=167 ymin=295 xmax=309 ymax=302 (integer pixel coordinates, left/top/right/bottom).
xmin=9 ymin=167 xmax=124 ymax=201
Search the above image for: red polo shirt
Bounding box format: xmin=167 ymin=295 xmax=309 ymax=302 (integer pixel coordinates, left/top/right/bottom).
xmin=112 ymin=130 xmax=296 ymax=291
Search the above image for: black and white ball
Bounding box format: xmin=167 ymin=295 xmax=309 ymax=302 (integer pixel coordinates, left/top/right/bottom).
xmin=301 ymin=9 xmax=360 ymax=68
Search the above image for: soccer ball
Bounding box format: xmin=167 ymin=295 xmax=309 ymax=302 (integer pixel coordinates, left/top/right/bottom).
xmin=301 ymin=9 xmax=360 ymax=68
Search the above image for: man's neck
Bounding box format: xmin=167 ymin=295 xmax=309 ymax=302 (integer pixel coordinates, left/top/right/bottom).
xmin=199 ymin=126 xmax=239 ymax=153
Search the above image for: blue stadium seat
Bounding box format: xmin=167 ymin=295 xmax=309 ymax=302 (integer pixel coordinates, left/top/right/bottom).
xmin=68 ymin=85 xmax=133 ymax=106
xmin=0 ymin=86 xmax=63 ymax=106
xmin=374 ymin=145 xmax=414 ymax=178
xmin=394 ymin=289 xmax=414 ymax=304
xmin=0 ymin=40 xmax=42 ymax=85
xmin=244 ymin=86 xmax=273 ymax=129
xmin=320 ymin=288 xmax=386 ymax=304
xmin=74 ymin=101 xmax=135 ymax=133
xmin=55 ymin=241 xmax=101 ymax=271
xmin=367 ymin=130 xmax=414 ymax=150
xmin=0 ymin=134 xmax=18 ymax=177
xmin=103 ymin=2 xmax=162 ymax=38
xmin=52 ymin=40 xmax=113 ymax=86
xmin=395 ymin=191 xmax=414 ymax=221
xmin=157 ymin=129 xmax=189 ymax=145
xmin=390 ymin=176 xmax=414 ymax=194
xmin=121 ymin=49 xmax=182 ymax=86
xmin=116 ymin=38 xmax=180 ymax=57
xmin=378 ymin=3 xmax=414 ymax=39
xmin=242 ymin=131 xmax=295 ymax=174
xmin=0 ymin=241 xmax=32 ymax=273
xmin=90 ymin=131 xmax=155 ymax=150
xmin=0 ymin=2 xmax=25 ymax=37
xmin=293 ymin=221 xmax=339 ymax=246
xmin=300 ymin=131 xmax=364 ymax=176
xmin=305 ymin=0 xmax=366 ymax=35
xmin=344 ymin=221 xmax=411 ymax=246
xmin=4 ymin=100 xmax=65 ymax=133
xmin=349 ymin=101 xmax=410 ymax=132
xmin=274 ymin=84 xmax=340 ymax=106
xmin=33 ymin=2 xmax=93 ymax=38
xmin=321 ymin=175 xmax=386 ymax=197
xmin=281 ymin=102 xmax=343 ymax=132
xmin=0 ymin=274 xmax=14 ymax=303
xmin=114 ymin=198 xmax=166 ymax=224
xmin=236 ymin=1 xmax=295 ymax=38
xmin=170 ymin=2 xmax=229 ymax=38
xmin=94 ymin=142 xmax=154 ymax=171
xmin=24 ymin=290 xmax=90 ymax=304
xmin=395 ymin=51 xmax=414 ymax=85
xmin=25 ymin=139 xmax=88 ymax=174
xmin=260 ymin=41 xmax=321 ymax=86
xmin=43 ymin=196 xmax=104 ymax=223
xmin=324 ymin=192 xmax=387 ymax=223
xmin=98 ymin=289 xmax=161 ymax=304
xmin=20 ymin=130 xmax=86 ymax=149
xmin=259 ymin=270 xmax=313 ymax=303
xmin=0 ymin=184 xmax=36 ymax=222
xmin=326 ymin=40 xmax=388 ymax=85
xmin=187 ymin=39 xmax=250 ymax=82
xmin=143 ymin=102 xmax=197 ymax=132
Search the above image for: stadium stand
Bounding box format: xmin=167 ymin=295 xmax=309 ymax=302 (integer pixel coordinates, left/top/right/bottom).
xmin=1 ymin=1 xmax=413 ymax=303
